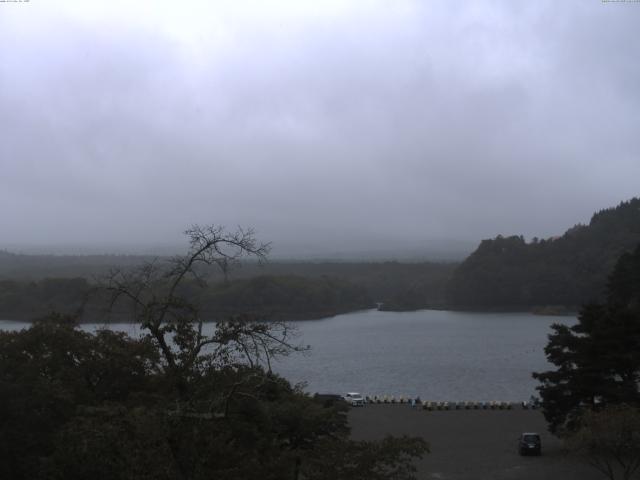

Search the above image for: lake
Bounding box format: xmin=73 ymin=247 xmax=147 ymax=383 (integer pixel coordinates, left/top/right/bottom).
xmin=0 ymin=309 xmax=573 ymax=401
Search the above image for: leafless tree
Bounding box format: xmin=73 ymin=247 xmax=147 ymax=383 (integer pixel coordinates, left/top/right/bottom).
xmin=566 ymin=405 xmax=640 ymax=480
xmin=104 ymin=225 xmax=305 ymax=397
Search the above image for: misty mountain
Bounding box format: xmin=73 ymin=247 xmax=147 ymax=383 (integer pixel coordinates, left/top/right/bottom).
xmin=448 ymin=197 xmax=640 ymax=310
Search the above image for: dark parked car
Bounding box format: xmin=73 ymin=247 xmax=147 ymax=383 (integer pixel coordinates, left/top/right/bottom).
xmin=518 ymin=433 xmax=541 ymax=455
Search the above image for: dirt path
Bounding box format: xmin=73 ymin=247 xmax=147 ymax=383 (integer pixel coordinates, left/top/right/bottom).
xmin=349 ymin=405 xmax=603 ymax=480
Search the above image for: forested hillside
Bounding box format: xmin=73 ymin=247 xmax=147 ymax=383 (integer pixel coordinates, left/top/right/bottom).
xmin=448 ymin=198 xmax=640 ymax=310
xmin=0 ymin=255 xmax=455 ymax=320
xmin=197 ymin=275 xmax=372 ymax=320
xmin=0 ymin=275 xmax=373 ymax=322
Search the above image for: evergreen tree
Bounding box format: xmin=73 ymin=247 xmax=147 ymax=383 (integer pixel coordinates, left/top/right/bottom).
xmin=533 ymin=244 xmax=640 ymax=433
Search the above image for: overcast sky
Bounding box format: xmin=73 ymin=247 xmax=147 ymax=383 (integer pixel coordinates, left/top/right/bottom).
xmin=1 ymin=0 xmax=639 ymax=257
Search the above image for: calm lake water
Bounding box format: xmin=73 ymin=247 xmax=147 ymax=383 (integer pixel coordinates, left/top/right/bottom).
xmin=0 ymin=309 xmax=574 ymax=402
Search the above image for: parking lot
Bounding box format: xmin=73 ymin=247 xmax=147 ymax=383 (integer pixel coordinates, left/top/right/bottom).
xmin=348 ymin=405 xmax=603 ymax=480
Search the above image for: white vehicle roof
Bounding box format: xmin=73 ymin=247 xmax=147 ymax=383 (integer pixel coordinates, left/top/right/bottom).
xmin=346 ymin=392 xmax=362 ymax=396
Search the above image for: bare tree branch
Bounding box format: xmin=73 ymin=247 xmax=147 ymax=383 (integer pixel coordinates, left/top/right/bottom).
xmin=101 ymin=225 xmax=299 ymax=399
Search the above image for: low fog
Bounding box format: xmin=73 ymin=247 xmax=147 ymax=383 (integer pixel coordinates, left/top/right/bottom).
xmin=1 ymin=1 xmax=639 ymax=258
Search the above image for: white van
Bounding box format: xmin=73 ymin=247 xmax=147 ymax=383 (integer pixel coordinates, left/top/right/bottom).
xmin=344 ymin=392 xmax=365 ymax=406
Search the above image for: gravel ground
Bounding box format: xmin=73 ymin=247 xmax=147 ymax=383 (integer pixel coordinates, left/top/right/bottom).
xmin=348 ymin=405 xmax=604 ymax=480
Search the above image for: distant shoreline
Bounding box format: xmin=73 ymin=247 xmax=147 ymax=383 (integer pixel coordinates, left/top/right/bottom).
xmin=379 ymin=304 xmax=577 ymax=317
xmin=0 ymin=304 xmax=578 ymax=326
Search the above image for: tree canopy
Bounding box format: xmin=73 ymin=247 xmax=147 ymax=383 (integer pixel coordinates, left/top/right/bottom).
xmin=533 ymin=243 xmax=640 ymax=433
xmin=449 ymin=197 xmax=640 ymax=310
xmin=565 ymin=405 xmax=640 ymax=480
xmin=0 ymin=225 xmax=428 ymax=479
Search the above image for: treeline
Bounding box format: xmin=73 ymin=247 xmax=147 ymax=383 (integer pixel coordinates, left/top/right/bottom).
xmin=0 ymin=250 xmax=153 ymax=279
xmin=236 ymin=262 xmax=455 ymax=311
xmin=448 ymin=197 xmax=640 ymax=310
xmin=197 ymin=275 xmax=372 ymax=320
xmin=0 ymin=275 xmax=372 ymax=322
xmin=0 ymin=260 xmax=456 ymax=320
xmin=0 ymin=278 xmax=93 ymax=320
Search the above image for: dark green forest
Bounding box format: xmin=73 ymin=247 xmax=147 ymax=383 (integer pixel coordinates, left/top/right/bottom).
xmin=0 ymin=275 xmax=373 ymax=322
xmin=448 ymin=198 xmax=640 ymax=311
xmin=0 ymin=257 xmax=455 ymax=321
xmin=198 ymin=275 xmax=372 ymax=320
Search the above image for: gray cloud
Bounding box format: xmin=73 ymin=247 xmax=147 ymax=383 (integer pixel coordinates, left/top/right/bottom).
xmin=1 ymin=0 xmax=639 ymax=257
